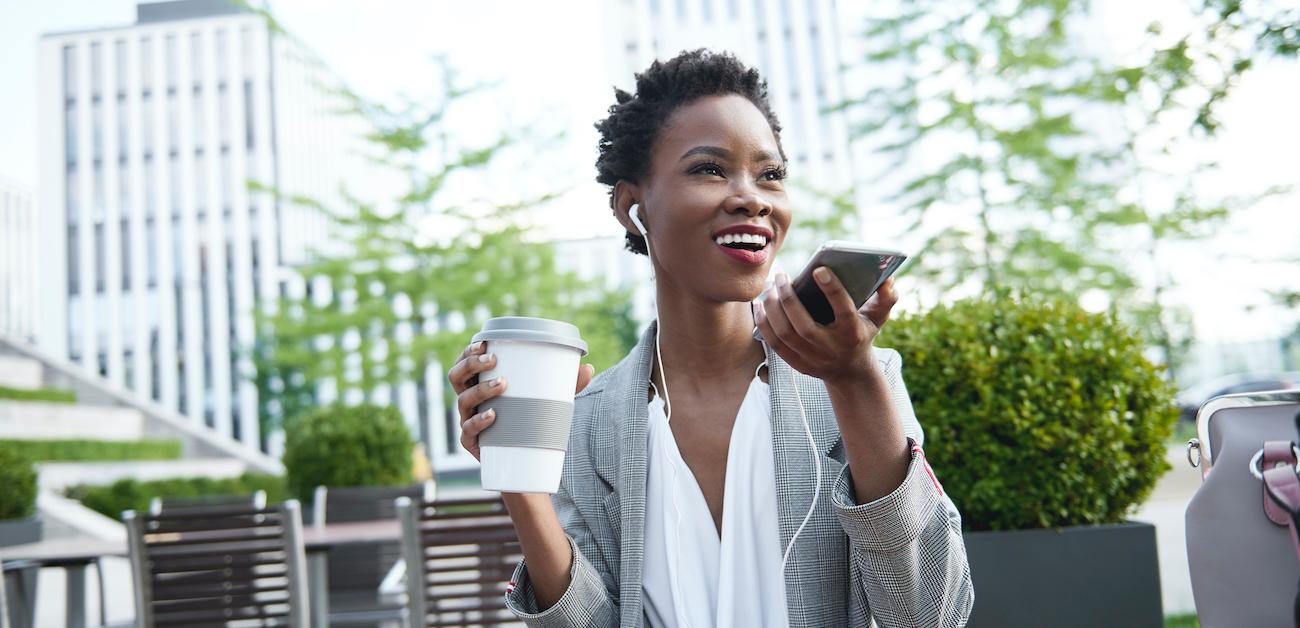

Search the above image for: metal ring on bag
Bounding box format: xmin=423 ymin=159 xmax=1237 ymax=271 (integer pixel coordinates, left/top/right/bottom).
xmin=1249 ymin=445 xmax=1300 ymax=481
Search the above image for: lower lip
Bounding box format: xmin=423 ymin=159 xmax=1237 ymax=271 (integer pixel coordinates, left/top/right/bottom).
xmin=716 ymin=243 xmax=769 ymax=265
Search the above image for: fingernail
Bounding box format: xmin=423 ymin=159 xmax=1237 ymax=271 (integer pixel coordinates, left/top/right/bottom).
xmin=777 ymin=272 xmax=790 ymax=287
xmin=485 ymin=408 xmax=496 ymax=419
xmin=490 ymin=377 xmax=503 ymax=388
xmin=814 ymin=267 xmax=831 ymax=283
xmin=478 ymin=353 xmax=491 ymax=363
xmin=473 ymin=341 xmax=483 ymax=352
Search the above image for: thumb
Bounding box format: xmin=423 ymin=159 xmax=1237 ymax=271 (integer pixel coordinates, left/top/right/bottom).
xmin=575 ymin=363 xmax=596 ymax=394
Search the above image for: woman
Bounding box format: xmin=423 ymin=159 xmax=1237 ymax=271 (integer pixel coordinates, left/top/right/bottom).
xmin=448 ymin=50 xmax=973 ymax=627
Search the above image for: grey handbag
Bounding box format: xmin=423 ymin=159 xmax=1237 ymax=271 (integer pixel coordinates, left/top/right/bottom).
xmin=1186 ymin=389 xmax=1300 ymax=627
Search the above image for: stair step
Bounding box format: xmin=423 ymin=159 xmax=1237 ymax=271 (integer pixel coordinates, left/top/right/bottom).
xmin=37 ymin=458 xmax=248 ymax=491
xmin=0 ymin=354 xmax=43 ymax=389
xmin=0 ymin=401 xmax=144 ymax=441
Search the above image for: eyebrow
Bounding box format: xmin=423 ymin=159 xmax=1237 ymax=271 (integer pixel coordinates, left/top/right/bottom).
xmin=679 ymin=145 xmax=783 ymax=164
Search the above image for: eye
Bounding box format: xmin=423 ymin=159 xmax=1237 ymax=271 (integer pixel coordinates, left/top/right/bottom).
xmin=762 ymin=166 xmax=788 ymax=181
xmin=689 ymin=162 xmax=725 ymax=177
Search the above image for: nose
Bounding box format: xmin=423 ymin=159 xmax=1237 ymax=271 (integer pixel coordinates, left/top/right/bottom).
xmin=723 ymin=189 xmax=772 ymax=218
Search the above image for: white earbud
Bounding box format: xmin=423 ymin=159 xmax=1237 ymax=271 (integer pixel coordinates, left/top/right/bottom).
xmin=629 ymin=203 xmax=647 ymax=236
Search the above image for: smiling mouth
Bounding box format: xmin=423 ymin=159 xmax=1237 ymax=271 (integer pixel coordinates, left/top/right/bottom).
xmin=713 ymin=233 xmax=769 ymax=252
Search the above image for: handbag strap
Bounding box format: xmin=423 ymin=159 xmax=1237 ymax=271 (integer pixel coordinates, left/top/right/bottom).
xmin=1265 ymin=441 xmax=1300 ymax=526
xmin=1262 ymin=442 xmax=1300 ymax=628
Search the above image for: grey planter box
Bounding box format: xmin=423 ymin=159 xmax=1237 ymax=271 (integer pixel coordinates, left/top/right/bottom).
xmin=0 ymin=516 xmax=41 ymax=547
xmin=965 ymin=520 xmax=1162 ymax=628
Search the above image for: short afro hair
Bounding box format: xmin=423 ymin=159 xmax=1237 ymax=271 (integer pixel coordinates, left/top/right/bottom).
xmin=595 ymin=49 xmax=785 ymax=255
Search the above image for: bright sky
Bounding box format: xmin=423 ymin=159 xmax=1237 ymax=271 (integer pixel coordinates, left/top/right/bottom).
xmin=2 ymin=0 xmax=1297 ymax=345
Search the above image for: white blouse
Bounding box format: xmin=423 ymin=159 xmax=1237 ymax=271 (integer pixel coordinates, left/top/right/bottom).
xmin=642 ymin=374 xmax=790 ymax=628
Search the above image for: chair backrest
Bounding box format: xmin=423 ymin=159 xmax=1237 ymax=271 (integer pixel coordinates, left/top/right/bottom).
xmin=310 ymin=481 xmax=434 ymax=602
xmin=311 ymin=481 xmax=435 ymax=525
xmin=123 ymin=500 xmax=310 ymax=628
xmin=0 ymin=558 xmax=9 ymax=628
xmin=396 ymin=496 xmax=521 ymax=627
xmin=148 ymin=490 xmax=267 ymax=516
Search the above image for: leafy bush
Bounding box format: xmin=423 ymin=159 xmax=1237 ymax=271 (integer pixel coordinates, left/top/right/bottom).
xmin=282 ymin=403 xmax=413 ymax=502
xmin=64 ymin=473 xmax=287 ymax=520
xmin=0 ymin=385 xmax=77 ymax=404
xmin=878 ymin=296 xmax=1178 ymax=531
xmin=0 ymin=439 xmax=182 ymax=461
xmin=0 ymin=444 xmax=38 ymax=520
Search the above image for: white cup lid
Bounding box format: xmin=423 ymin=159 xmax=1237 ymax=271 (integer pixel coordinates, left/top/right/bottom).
xmin=472 ymin=316 xmax=589 ymax=356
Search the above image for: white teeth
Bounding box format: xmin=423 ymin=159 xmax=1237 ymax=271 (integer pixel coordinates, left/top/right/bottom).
xmin=715 ymin=233 xmax=769 ymax=247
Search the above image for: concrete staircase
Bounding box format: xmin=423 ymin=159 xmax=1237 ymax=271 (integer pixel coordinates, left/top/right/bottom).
xmin=0 ymin=334 xmax=282 ymax=534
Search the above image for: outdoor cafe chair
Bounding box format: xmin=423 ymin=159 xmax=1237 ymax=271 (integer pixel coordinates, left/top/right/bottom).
xmin=395 ymin=496 xmax=521 ymax=627
xmin=309 ymin=481 xmax=435 ymax=625
xmin=149 ymin=490 xmax=268 ymax=516
xmin=1 ymin=558 xmax=9 ymax=628
xmin=123 ymin=500 xmax=311 ymax=627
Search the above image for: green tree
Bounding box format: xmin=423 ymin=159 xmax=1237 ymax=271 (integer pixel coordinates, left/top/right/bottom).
xmin=248 ymin=23 xmax=636 ymax=453
xmin=840 ymin=0 xmax=1281 ymax=376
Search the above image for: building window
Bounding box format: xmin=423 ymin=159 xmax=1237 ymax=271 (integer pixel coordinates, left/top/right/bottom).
xmin=67 ymin=225 xmax=79 ymax=295
xmin=243 ymin=79 xmax=254 ymax=149
xmin=165 ymin=35 xmax=178 ymax=90
xmin=66 ymin=165 xmax=78 ymax=224
xmin=114 ymin=39 xmax=126 ymax=96
xmin=141 ymin=92 xmax=154 ymax=155
xmin=122 ymin=219 xmax=132 ymax=290
xmin=65 ymin=105 xmax=77 ymax=164
xmin=92 ymin=98 xmax=103 ymax=161
xmin=139 ymin=36 xmax=152 ymax=92
xmin=90 ymin=41 xmax=102 ymax=97
xmin=93 ymin=165 xmax=105 ymax=223
xmin=117 ymin=93 xmax=128 ymax=161
xmin=191 ymin=31 xmax=204 ymax=85
xmin=94 ymin=222 xmax=106 ymax=293
xmin=146 ymin=216 xmax=158 ymax=288
xmin=63 ymin=45 xmax=77 ymax=99
xmin=216 ymin=29 xmax=228 ymax=82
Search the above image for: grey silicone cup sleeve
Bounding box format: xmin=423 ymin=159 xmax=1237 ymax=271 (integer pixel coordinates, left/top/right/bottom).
xmin=478 ymin=396 xmax=575 ymax=451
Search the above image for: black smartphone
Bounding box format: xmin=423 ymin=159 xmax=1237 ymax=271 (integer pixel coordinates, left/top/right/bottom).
xmin=789 ymin=241 xmax=907 ymax=325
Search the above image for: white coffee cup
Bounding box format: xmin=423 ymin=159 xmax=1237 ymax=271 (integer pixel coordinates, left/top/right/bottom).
xmin=472 ymin=317 xmax=588 ymax=494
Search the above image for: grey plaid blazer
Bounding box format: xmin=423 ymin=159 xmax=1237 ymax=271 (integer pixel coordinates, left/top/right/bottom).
xmin=505 ymin=322 xmax=974 ymax=627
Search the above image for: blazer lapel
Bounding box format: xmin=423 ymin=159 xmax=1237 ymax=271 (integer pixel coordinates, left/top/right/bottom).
xmin=762 ymin=340 xmax=842 ymax=624
xmin=609 ymin=322 xmax=657 ymax=626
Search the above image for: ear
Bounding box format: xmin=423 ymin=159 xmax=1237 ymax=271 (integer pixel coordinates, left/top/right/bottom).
xmin=612 ymin=180 xmax=642 ymax=237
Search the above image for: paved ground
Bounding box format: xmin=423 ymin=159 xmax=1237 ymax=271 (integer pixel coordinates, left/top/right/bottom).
xmin=1132 ymin=445 xmax=1201 ymax=615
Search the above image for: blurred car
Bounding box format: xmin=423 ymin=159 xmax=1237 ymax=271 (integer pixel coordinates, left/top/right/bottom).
xmin=1177 ymin=372 xmax=1300 ymax=423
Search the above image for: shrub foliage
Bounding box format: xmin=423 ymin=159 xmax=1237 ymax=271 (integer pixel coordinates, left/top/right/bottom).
xmin=282 ymin=403 xmax=413 ymax=502
xmin=0 ymin=385 xmax=77 ymax=404
xmin=65 ymin=473 xmax=287 ymax=520
xmin=0 ymin=439 xmax=182 ymax=462
xmin=0 ymin=444 xmax=38 ymax=520
xmin=879 ymin=296 xmax=1178 ymax=531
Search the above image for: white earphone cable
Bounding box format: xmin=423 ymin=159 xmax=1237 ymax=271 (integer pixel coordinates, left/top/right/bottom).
xmin=632 ymin=202 xmax=820 ymax=585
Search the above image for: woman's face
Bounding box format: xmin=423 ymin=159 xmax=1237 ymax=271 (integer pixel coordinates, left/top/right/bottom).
xmin=621 ymin=94 xmax=792 ymax=305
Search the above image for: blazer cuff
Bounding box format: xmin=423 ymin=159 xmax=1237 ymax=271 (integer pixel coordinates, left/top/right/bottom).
xmin=504 ymin=535 xmax=613 ymax=627
xmin=832 ymin=438 xmax=945 ymax=553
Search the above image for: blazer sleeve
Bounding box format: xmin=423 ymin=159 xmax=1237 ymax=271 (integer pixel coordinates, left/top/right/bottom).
xmin=503 ymin=396 xmax=620 ymax=627
xmin=830 ymin=348 xmax=975 ymax=627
